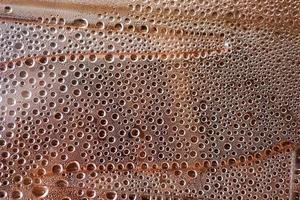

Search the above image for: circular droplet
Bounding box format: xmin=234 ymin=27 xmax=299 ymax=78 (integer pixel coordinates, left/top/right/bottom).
xmin=7 ymin=97 xmax=16 ymax=106
xmin=32 ymin=185 xmax=49 ymax=199
xmin=73 ymin=18 xmax=88 ymax=28
xmin=4 ymin=6 xmax=12 ymax=14
xmin=52 ymin=164 xmax=63 ymax=174
xmin=24 ymin=58 xmax=35 ymax=67
xmin=106 ymin=191 xmax=117 ymax=200
xmin=66 ymin=161 xmax=80 ymax=172
xmin=54 ymin=112 xmax=63 ymax=120
xmin=130 ymin=128 xmax=140 ymax=138
xmin=0 ymin=190 xmax=7 ymax=198
xmin=14 ymin=42 xmax=23 ymax=50
xmin=187 ymin=170 xmax=197 ymax=178
xmin=11 ymin=190 xmax=23 ymax=199
xmin=55 ymin=180 xmax=69 ymax=187
xmin=104 ymin=53 xmax=114 ymax=63
xmin=21 ymin=90 xmax=31 ymax=99
xmin=98 ymin=129 xmax=107 ymax=139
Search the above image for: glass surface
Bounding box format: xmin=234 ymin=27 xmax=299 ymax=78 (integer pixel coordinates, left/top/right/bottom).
xmin=0 ymin=0 xmax=299 ymax=199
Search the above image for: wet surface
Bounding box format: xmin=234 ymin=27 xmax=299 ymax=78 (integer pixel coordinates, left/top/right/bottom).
xmin=0 ymin=0 xmax=299 ymax=199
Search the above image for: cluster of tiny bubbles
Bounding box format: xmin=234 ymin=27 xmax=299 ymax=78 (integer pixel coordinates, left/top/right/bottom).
xmin=0 ymin=0 xmax=299 ymax=199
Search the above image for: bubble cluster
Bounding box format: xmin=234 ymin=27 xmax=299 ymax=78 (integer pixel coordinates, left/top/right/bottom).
xmin=0 ymin=0 xmax=299 ymax=199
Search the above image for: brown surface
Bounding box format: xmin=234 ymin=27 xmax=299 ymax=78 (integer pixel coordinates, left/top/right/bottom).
xmin=0 ymin=0 xmax=299 ymax=199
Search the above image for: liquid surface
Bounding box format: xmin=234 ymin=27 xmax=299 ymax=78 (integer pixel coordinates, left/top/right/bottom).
xmin=0 ymin=0 xmax=299 ymax=199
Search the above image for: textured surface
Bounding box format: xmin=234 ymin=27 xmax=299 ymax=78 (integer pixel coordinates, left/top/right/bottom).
xmin=0 ymin=0 xmax=299 ymax=199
